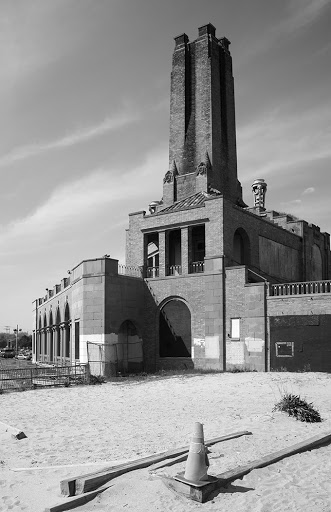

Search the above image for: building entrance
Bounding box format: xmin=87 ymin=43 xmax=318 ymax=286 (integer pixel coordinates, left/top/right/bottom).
xmin=159 ymin=300 xmax=191 ymax=357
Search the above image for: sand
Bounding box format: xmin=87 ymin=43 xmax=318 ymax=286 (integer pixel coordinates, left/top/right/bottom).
xmin=0 ymin=372 xmax=331 ymax=512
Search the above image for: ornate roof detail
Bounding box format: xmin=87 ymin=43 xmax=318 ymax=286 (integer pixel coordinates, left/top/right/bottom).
xmin=155 ymin=189 xmax=221 ymax=215
xmin=196 ymin=151 xmax=212 ymax=176
xmin=207 ymin=183 xmax=221 ymax=195
xmin=163 ymin=160 xmax=178 ymax=184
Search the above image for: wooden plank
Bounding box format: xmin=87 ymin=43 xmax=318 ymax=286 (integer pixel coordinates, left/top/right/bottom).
xmin=161 ymin=431 xmax=331 ymax=503
xmin=44 ymin=484 xmax=110 ymax=512
xmin=216 ymin=431 xmax=331 ymax=486
xmin=60 ymin=430 xmax=251 ymax=496
xmin=149 ymin=430 xmax=252 ymax=472
xmin=11 ymin=459 xmax=130 ymax=472
xmin=0 ymin=420 xmax=27 ymax=440
xmin=162 ymin=475 xmax=219 ymax=503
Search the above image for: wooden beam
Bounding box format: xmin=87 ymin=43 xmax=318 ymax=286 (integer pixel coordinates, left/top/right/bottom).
xmin=44 ymin=484 xmax=110 ymax=512
xmin=162 ymin=475 xmax=219 ymax=503
xmin=161 ymin=431 xmax=331 ymax=503
xmin=216 ymin=431 xmax=331 ymax=486
xmin=149 ymin=430 xmax=252 ymax=472
xmin=0 ymin=420 xmax=27 ymax=440
xmin=60 ymin=430 xmax=251 ymax=496
xmin=11 ymin=460 xmax=130 ymax=472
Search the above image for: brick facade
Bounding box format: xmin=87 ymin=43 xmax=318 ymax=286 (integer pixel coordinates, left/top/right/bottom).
xmin=33 ymin=23 xmax=331 ymax=374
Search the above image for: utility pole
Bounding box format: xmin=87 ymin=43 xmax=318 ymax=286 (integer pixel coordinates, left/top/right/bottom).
xmin=13 ymin=325 xmax=22 ymax=354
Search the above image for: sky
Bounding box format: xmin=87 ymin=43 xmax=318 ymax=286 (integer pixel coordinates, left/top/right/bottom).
xmin=0 ymin=0 xmax=330 ymax=331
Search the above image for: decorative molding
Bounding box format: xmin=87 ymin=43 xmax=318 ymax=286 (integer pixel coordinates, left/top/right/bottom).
xmin=163 ymin=160 xmax=178 ymax=183
xmin=196 ymin=151 xmax=212 ymax=176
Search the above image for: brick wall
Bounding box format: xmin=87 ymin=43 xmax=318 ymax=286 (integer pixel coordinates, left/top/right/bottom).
xmin=223 ymin=199 xmax=303 ymax=282
xmin=168 ymin=24 xmax=241 ymax=204
xmin=225 ymin=266 xmax=266 ymax=371
xmin=268 ymin=294 xmax=331 ymax=371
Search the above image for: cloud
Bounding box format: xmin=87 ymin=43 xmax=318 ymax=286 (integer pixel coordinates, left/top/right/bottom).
xmin=280 ymin=199 xmax=302 ymax=208
xmin=280 ymin=0 xmax=330 ymax=33
xmin=239 ymin=0 xmax=331 ymax=62
xmin=0 ymin=111 xmax=139 ymax=167
xmin=0 ymin=147 xmax=167 ymax=255
xmin=302 ymin=187 xmax=315 ymax=195
xmin=237 ymin=103 xmax=331 ymax=182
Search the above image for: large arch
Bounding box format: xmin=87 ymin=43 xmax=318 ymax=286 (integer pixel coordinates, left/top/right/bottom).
xmin=117 ymin=320 xmax=143 ymax=373
xmin=233 ymin=228 xmax=250 ymax=266
xmin=159 ymin=298 xmax=191 ymax=357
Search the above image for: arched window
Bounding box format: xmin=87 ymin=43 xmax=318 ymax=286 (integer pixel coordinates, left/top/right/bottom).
xmin=55 ymin=307 xmax=61 ymax=358
xmin=233 ymin=228 xmax=250 ymax=266
xmin=64 ymin=303 xmax=70 ymax=358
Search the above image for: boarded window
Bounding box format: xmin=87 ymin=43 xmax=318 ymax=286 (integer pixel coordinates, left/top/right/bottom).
xmin=276 ymin=342 xmax=294 ymax=357
xmin=231 ymin=318 xmax=240 ymax=340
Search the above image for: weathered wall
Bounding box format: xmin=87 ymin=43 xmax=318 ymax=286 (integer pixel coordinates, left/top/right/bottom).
xmin=143 ymin=269 xmax=225 ymax=371
xmin=268 ymin=294 xmax=331 ymax=372
xmin=259 ymin=237 xmax=300 ymax=282
xmin=223 ymin=200 xmax=303 ymax=282
xmin=225 ymin=266 xmax=266 ymax=371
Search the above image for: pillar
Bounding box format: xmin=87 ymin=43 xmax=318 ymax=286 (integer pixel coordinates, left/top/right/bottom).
xmin=159 ymin=230 xmax=166 ymax=277
xmin=181 ymin=227 xmax=189 ymax=274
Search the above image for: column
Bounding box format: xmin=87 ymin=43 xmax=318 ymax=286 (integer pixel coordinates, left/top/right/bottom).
xmin=181 ymin=227 xmax=189 ymax=274
xmin=158 ymin=230 xmax=166 ymax=277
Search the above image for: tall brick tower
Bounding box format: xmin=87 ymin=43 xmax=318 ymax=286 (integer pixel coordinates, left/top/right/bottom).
xmin=164 ymin=23 xmax=244 ymax=207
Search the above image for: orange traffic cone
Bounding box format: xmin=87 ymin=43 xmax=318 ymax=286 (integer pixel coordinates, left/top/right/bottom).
xmin=183 ymin=422 xmax=209 ymax=483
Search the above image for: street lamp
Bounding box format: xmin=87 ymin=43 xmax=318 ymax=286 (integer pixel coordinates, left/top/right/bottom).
xmin=13 ymin=325 xmax=22 ymax=354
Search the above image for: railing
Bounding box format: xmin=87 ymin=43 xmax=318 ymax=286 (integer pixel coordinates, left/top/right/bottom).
xmin=0 ymin=363 xmax=89 ymax=392
xmin=167 ymin=265 xmax=182 ymax=276
xmin=118 ymin=264 xmax=142 ymax=278
xmin=146 ymin=266 xmax=159 ymax=278
xmin=270 ymin=280 xmax=331 ymax=296
xmin=190 ymin=261 xmax=204 ymax=274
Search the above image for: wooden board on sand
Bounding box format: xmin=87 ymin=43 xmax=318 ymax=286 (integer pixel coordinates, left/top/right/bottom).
xmin=44 ymin=484 xmax=111 ymax=512
xmin=162 ymin=431 xmax=331 ymax=503
xmin=0 ymin=420 xmax=27 ymax=440
xmin=60 ymin=430 xmax=252 ymax=496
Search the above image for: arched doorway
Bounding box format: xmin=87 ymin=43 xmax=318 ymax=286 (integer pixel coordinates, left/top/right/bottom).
xmin=159 ymin=299 xmax=191 ymax=357
xmin=117 ymin=320 xmax=143 ymax=373
xmin=233 ymin=228 xmax=250 ymax=266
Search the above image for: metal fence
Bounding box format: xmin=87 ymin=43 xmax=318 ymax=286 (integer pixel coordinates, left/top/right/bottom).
xmin=0 ymin=363 xmax=89 ymax=392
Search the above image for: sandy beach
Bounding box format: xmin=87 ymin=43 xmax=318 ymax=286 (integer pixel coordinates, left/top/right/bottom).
xmin=1 ymin=371 xmax=331 ymax=512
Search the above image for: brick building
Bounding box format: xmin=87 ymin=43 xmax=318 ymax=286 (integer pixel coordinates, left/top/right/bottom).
xmin=32 ymin=24 xmax=331 ymax=373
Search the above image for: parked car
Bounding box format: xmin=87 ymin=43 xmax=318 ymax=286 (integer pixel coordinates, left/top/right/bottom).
xmin=0 ymin=348 xmax=15 ymax=358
